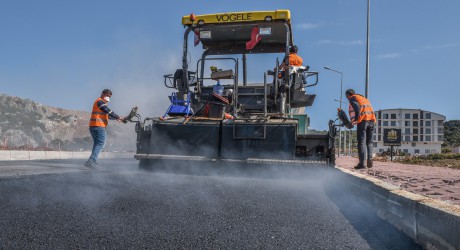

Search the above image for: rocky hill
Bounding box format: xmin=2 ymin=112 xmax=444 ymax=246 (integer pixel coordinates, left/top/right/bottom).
xmin=0 ymin=93 xmax=136 ymax=151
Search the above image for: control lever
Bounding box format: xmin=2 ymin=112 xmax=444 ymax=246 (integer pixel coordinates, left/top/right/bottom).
xmin=123 ymin=106 xmax=139 ymax=123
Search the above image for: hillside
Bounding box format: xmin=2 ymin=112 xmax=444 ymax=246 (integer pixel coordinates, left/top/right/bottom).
xmin=0 ymin=93 xmax=136 ymax=151
xmin=444 ymin=120 xmax=460 ymax=147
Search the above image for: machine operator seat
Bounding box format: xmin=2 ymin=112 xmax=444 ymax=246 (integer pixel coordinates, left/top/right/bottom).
xmin=289 ymin=65 xmax=310 ymax=86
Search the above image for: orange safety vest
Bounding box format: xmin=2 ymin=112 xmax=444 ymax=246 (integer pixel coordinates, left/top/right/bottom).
xmin=348 ymin=94 xmax=376 ymax=124
xmin=289 ymin=53 xmax=303 ymax=66
xmin=89 ymin=97 xmax=109 ymax=127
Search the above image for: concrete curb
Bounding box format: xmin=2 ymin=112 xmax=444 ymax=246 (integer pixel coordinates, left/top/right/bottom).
xmin=0 ymin=150 xmax=134 ymax=161
xmin=336 ymin=166 xmax=460 ymax=250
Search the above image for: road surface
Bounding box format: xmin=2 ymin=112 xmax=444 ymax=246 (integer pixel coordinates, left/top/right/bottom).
xmin=0 ymin=159 xmax=421 ymax=249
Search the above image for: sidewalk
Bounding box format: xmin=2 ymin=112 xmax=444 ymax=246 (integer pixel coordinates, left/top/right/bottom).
xmin=335 ymin=156 xmax=460 ymax=206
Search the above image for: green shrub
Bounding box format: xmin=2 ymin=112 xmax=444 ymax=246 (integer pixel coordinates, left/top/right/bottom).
xmin=442 ymin=147 xmax=452 ymax=153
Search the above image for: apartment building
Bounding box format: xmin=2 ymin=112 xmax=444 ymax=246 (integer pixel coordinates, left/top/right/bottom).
xmin=374 ymin=109 xmax=446 ymax=155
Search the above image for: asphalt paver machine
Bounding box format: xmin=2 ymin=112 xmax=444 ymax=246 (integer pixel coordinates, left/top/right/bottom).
xmin=134 ymin=10 xmax=336 ymax=168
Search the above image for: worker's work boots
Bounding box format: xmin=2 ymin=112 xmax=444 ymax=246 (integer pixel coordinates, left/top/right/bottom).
xmin=354 ymin=163 xmax=365 ymax=170
xmin=84 ymin=161 xmax=98 ymax=169
xmin=367 ymin=159 xmax=373 ymax=168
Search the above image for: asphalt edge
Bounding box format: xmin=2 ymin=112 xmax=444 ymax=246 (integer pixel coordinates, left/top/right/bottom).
xmin=335 ymin=166 xmax=460 ymax=250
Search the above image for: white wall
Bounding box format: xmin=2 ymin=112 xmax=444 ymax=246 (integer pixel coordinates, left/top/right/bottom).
xmin=375 ymin=142 xmax=441 ymax=155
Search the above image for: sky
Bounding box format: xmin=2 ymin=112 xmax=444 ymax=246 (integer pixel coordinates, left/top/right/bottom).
xmin=1 ymin=0 xmax=459 ymax=130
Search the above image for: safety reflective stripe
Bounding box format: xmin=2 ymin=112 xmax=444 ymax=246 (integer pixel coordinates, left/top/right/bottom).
xmin=90 ymin=118 xmax=108 ymax=122
xmin=89 ymin=98 xmax=109 ymax=127
xmin=352 ymin=94 xmax=376 ymax=124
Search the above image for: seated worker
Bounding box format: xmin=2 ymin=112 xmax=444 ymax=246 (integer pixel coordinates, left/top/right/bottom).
xmin=279 ymin=45 xmax=303 ymax=70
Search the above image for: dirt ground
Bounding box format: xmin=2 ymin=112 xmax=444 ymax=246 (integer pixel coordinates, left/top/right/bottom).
xmin=335 ymin=156 xmax=460 ymax=206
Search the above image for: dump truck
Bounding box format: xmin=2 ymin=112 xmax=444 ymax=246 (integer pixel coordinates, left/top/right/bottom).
xmin=133 ymin=10 xmax=336 ymax=168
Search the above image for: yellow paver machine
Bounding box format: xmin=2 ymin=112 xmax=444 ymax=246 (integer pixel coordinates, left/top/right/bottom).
xmin=133 ymin=10 xmax=337 ymax=168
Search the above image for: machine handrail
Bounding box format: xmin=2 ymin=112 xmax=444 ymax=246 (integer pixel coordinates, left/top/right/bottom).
xmin=163 ymin=74 xmax=175 ymax=89
xmin=304 ymin=71 xmax=319 ymax=88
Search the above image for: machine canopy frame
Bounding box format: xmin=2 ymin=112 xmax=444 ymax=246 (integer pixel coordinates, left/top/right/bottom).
xmin=182 ymin=10 xmax=293 ymax=55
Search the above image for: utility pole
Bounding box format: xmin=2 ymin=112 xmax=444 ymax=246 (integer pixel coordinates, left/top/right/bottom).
xmin=344 ymin=129 xmax=347 ymax=156
xmin=365 ymin=0 xmax=370 ymax=98
xmin=324 ymin=66 xmax=343 ymax=157
xmin=349 ymin=130 xmax=352 ymax=156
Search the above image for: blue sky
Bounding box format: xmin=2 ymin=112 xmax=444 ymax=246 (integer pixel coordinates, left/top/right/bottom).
xmin=1 ymin=0 xmax=459 ymax=130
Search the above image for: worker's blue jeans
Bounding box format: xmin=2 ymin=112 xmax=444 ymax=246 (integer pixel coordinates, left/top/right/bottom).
xmin=88 ymin=126 xmax=106 ymax=163
xmin=357 ymin=120 xmax=375 ymax=165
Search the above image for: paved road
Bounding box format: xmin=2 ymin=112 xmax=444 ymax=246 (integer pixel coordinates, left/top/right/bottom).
xmin=0 ymin=159 xmax=421 ymax=249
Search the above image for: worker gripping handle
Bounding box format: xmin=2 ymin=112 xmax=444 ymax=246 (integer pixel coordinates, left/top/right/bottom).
xmin=123 ymin=106 xmax=139 ymax=123
xmin=337 ymin=108 xmax=353 ymax=129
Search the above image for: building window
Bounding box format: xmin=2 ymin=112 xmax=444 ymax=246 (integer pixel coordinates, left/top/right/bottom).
xmin=373 ymin=142 xmax=377 ymax=147
xmin=425 ymin=113 xmax=431 ymax=119
xmin=413 ymin=136 xmax=418 ymax=141
xmin=413 ymin=113 xmax=419 ymax=119
xmin=405 ymin=136 xmax=410 ymax=141
xmin=383 ymin=121 xmax=388 ymax=126
xmin=438 ymin=135 xmax=444 ymax=141
xmin=404 ymin=121 xmax=410 ymax=126
xmin=391 ymin=121 xmax=396 ymax=126
xmin=415 ymin=149 xmax=420 ymax=154
xmin=432 ymin=149 xmax=437 ymax=154
xmin=404 ymin=128 xmax=410 ymax=134
xmin=372 ymin=135 xmax=376 ymax=141
xmin=425 ymin=149 xmax=431 ymax=154
xmin=403 ymin=149 xmax=409 ymax=153
xmin=378 ymin=135 xmax=381 ymax=141
xmin=383 ymin=113 xmax=389 ymax=119
xmin=413 ymin=121 xmax=418 ymax=127
xmin=412 ymin=142 xmax=416 ymax=147
xmin=413 ymin=128 xmax=419 ymax=134
xmin=425 ymin=136 xmax=431 ymax=141
xmin=438 ymin=120 xmax=444 ymax=126
xmin=379 ymin=149 xmax=384 ymax=153
xmin=390 ymin=114 xmax=396 ymax=119
xmin=438 ymin=128 xmax=444 ymax=134
xmin=425 ymin=128 xmax=431 ymax=134
xmin=425 ymin=121 xmax=431 ymax=126
xmin=405 ymin=113 xmax=411 ymax=119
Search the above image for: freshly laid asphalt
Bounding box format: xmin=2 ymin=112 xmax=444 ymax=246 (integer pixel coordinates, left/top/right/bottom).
xmin=0 ymin=159 xmax=421 ymax=249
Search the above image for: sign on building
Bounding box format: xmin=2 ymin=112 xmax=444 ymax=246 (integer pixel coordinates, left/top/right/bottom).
xmin=383 ymin=129 xmax=401 ymax=146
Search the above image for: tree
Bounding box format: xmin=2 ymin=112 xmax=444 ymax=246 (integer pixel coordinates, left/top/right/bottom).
xmin=444 ymin=120 xmax=460 ymax=147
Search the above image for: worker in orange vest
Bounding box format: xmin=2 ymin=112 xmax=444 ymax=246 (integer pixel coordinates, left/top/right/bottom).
xmin=279 ymin=45 xmax=303 ymax=69
xmin=346 ymin=89 xmax=376 ymax=169
xmin=278 ymin=45 xmax=305 ymax=81
xmin=85 ymin=89 xmax=125 ymax=169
